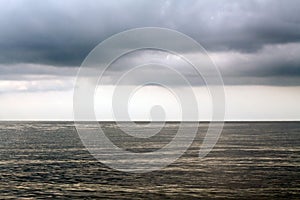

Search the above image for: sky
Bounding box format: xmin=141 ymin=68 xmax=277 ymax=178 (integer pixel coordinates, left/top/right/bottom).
xmin=0 ymin=0 xmax=300 ymax=121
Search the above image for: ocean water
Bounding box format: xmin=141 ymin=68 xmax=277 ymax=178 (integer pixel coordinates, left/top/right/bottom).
xmin=0 ymin=122 xmax=299 ymax=199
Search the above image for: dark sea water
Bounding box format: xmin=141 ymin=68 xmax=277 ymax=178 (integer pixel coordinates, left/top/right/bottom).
xmin=0 ymin=122 xmax=299 ymax=199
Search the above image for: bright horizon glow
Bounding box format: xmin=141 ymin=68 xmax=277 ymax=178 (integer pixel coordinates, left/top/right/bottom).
xmin=0 ymin=85 xmax=299 ymax=121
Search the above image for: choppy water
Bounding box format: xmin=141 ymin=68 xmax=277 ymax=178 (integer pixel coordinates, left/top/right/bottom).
xmin=0 ymin=122 xmax=299 ymax=199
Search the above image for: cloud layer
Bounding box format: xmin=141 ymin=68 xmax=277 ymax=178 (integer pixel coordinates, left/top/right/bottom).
xmin=0 ymin=0 xmax=300 ymax=87
xmin=1 ymin=0 xmax=300 ymax=63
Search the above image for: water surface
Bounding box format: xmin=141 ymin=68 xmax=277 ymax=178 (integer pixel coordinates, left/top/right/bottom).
xmin=0 ymin=122 xmax=299 ymax=199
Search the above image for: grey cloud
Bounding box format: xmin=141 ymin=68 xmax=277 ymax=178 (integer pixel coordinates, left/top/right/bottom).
xmin=0 ymin=0 xmax=164 ymax=66
xmin=96 ymin=48 xmax=300 ymax=86
xmin=214 ymin=43 xmax=300 ymax=79
xmin=1 ymin=0 xmax=300 ymax=66
xmin=2 ymin=45 xmax=300 ymax=87
xmin=1 ymin=0 xmax=300 ymax=87
xmin=0 ymin=64 xmax=77 ymax=77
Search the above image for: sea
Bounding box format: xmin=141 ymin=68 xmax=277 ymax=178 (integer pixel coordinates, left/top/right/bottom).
xmin=0 ymin=122 xmax=299 ymax=199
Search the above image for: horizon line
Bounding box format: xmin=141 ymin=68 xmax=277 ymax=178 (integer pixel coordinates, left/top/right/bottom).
xmin=0 ymin=120 xmax=299 ymax=122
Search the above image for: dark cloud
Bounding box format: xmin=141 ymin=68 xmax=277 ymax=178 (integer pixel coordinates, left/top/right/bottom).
xmin=1 ymin=0 xmax=300 ymax=66
xmin=0 ymin=0 xmax=300 ymax=87
xmin=0 ymin=0 xmax=164 ymax=66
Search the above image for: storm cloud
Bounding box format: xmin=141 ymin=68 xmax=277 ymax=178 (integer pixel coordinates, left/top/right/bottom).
xmin=0 ymin=0 xmax=300 ymax=86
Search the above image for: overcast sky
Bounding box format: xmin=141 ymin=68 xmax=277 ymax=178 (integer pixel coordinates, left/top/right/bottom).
xmin=0 ymin=0 xmax=299 ymax=120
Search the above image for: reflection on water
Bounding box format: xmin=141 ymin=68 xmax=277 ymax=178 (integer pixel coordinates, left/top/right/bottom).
xmin=0 ymin=122 xmax=299 ymax=199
